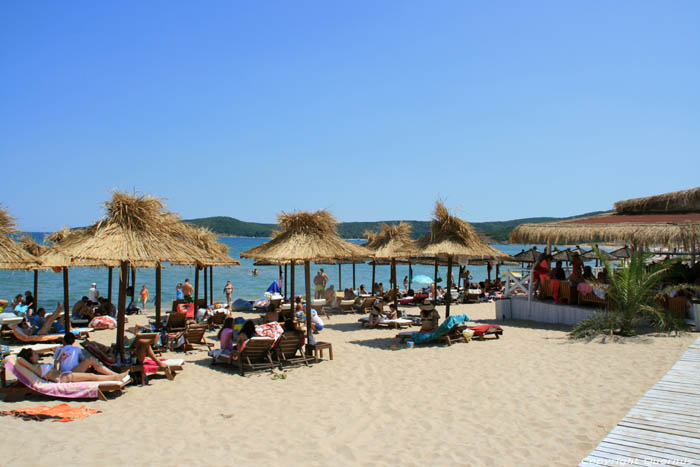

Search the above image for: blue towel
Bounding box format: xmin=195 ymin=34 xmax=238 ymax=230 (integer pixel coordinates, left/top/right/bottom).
xmin=411 ymin=314 xmax=470 ymax=344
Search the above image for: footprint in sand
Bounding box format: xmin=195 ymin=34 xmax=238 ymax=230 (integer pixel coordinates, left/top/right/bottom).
xmin=220 ymin=413 xmax=234 ymax=419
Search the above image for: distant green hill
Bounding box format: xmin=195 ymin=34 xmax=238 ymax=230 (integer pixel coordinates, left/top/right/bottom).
xmin=184 ymin=211 xmax=608 ymax=242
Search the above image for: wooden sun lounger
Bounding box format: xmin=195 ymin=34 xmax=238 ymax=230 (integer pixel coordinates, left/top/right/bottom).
xmin=338 ymin=299 xmax=357 ymax=312
xmin=358 ymin=317 xmax=413 ymax=329
xmin=274 ymin=333 xmax=311 ymax=369
xmin=164 ymin=312 xmax=187 ymax=332
xmin=396 ymin=324 xmax=469 ymax=346
xmin=1 ymin=357 xmax=130 ymax=402
xmin=211 ymin=337 xmax=276 ymax=376
xmin=359 ymin=297 xmax=376 ymax=314
xmin=171 ymin=323 xmax=213 ymax=352
xmin=11 ymin=327 xmax=91 ymax=344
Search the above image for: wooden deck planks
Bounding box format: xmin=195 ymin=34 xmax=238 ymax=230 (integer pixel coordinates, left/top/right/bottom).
xmin=581 ymin=336 xmax=700 ymax=466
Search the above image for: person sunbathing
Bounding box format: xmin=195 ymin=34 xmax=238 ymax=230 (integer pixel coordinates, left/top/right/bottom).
xmin=218 ymin=317 xmax=235 ymax=352
xmin=419 ymin=301 xmax=440 ymax=333
xmin=16 ymin=348 xmax=128 ymax=383
xmin=15 ymin=302 xmax=64 ymax=336
xmin=229 ymin=320 xmax=257 ymax=359
xmin=264 ymin=303 xmax=279 ymax=323
xmin=54 ymin=332 xmax=122 ymax=377
xmin=367 ymin=299 xmax=384 ymax=328
xmin=126 ymin=328 xmax=175 ymax=379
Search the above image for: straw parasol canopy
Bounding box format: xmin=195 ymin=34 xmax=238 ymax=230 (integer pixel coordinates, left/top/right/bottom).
xmin=0 ymin=205 xmax=40 ymax=270
xmin=178 ymin=224 xmax=240 ymax=266
xmin=50 ymin=192 xmax=218 ymax=266
xmin=241 ymin=210 xmax=371 ymax=343
xmin=415 ymin=201 xmax=511 ymax=261
xmin=509 ymin=187 xmax=700 ymax=250
xmin=512 ymin=247 xmax=540 ymax=263
xmin=364 ymin=222 xmax=420 ymax=260
xmin=240 ymin=210 xmax=371 ymax=262
xmin=415 ymin=201 xmax=511 ymax=316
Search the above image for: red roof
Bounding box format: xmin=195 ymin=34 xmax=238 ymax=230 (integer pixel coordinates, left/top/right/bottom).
xmin=565 ymin=213 xmax=700 ymax=225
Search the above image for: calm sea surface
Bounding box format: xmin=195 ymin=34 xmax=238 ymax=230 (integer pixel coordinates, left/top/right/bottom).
xmin=0 ymin=235 xmax=535 ymax=311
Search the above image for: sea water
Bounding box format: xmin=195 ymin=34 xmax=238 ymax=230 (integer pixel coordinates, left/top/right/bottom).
xmin=0 ymin=235 xmax=534 ymax=312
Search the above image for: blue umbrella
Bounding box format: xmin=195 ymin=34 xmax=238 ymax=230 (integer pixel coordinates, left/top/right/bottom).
xmin=266 ymin=281 xmax=281 ymax=294
xmin=412 ymin=274 xmax=434 ymax=285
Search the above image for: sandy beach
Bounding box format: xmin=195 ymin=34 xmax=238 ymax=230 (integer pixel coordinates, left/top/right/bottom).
xmin=1 ymin=302 xmax=697 ymax=467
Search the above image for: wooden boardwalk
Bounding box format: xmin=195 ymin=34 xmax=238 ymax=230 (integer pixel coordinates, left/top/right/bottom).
xmin=580 ymin=336 xmax=700 ymax=466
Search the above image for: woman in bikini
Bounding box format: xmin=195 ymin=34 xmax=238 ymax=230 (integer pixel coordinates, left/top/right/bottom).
xmin=16 ymin=348 xmax=128 ymax=383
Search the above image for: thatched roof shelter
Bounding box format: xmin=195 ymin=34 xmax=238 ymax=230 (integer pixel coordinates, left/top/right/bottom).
xmin=241 ymin=210 xmax=371 ymax=342
xmin=178 ymin=224 xmax=240 ymax=266
xmin=510 ymin=187 xmax=700 ymax=250
xmin=0 ymin=206 xmax=39 ymax=270
xmin=50 ymin=192 xmax=220 ymax=266
xmin=512 ymin=247 xmax=540 ymax=263
xmin=415 ymin=201 xmax=511 ymax=261
xmin=240 ymin=210 xmax=371 ymax=262
xmin=364 ymin=222 xmax=420 ymax=259
xmin=415 ymin=201 xmax=510 ymax=316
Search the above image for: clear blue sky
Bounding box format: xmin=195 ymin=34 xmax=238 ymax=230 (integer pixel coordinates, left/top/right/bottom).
xmin=2 ymin=1 xmax=698 ymax=231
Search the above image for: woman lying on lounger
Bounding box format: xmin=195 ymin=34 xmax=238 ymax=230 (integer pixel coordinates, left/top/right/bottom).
xmin=228 ymin=320 xmax=257 ymax=359
xmin=16 ymin=348 xmax=128 ymax=383
xmin=16 ymin=302 xmax=64 ymax=336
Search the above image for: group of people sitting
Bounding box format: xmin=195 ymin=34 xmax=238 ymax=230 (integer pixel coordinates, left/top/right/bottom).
xmin=0 ymin=290 xmax=36 ymax=316
xmin=72 ymin=296 xmax=118 ymax=321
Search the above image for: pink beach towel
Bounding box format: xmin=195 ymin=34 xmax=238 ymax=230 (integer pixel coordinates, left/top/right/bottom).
xmin=6 ymin=359 xmax=101 ymax=399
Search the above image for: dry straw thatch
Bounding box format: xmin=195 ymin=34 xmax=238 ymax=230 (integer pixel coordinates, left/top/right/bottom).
xmin=415 ymin=201 xmax=511 ymax=261
xmin=240 ymin=210 xmax=371 ymax=261
xmin=614 ymin=186 xmax=700 ymax=214
xmin=177 ymin=224 xmax=240 ymax=266
xmin=363 ymin=222 xmax=420 ymax=259
xmin=0 ymin=205 xmax=39 ymax=269
xmin=49 ymin=192 xmax=226 ymax=267
xmin=509 ymin=218 xmax=700 ymax=250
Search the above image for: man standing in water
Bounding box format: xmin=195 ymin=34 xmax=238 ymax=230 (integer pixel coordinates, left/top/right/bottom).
xmin=223 ymin=280 xmax=234 ymax=310
xmin=314 ymin=268 xmax=329 ymax=299
xmin=88 ymin=283 xmax=100 ymax=304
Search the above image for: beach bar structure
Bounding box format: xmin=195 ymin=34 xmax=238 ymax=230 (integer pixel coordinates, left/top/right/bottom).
xmin=502 ymin=187 xmax=700 ymax=325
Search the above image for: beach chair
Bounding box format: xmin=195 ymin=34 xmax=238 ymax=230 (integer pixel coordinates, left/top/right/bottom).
xmin=274 ymin=332 xmax=311 ymax=369
xmin=164 ymin=312 xmax=187 ymax=332
xmin=468 ymin=324 xmax=503 ymax=340
xmin=359 ymin=297 xmax=376 ymax=314
xmin=358 ymin=316 xmax=413 ymax=329
xmin=11 ymin=327 xmax=91 ymax=344
xmin=211 ymin=337 xmax=275 ymax=376
xmin=81 ymin=340 xmax=184 ymax=386
xmin=396 ymin=314 xmax=470 ymax=346
xmin=338 ymin=299 xmax=357 ymax=312
xmin=209 ymin=311 xmax=228 ymax=327
xmin=173 ymin=323 xmax=213 ymax=352
xmin=0 ymin=356 xmax=130 ymax=402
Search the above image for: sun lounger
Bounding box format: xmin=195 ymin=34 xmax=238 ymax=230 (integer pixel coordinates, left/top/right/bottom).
xmin=358 ymin=296 xmax=376 ymax=314
xmin=178 ymin=323 xmax=214 ymax=352
xmin=210 ymin=337 xmax=275 ymax=376
xmin=396 ymin=314 xmax=471 ymax=346
xmin=0 ymin=356 xmax=130 ymax=402
xmin=339 ymin=299 xmax=357 ymax=312
xmin=274 ymin=333 xmax=311 ymax=368
xmin=8 ymin=343 xmax=60 ymax=356
xmin=164 ymin=311 xmax=187 ymax=332
xmin=81 ymin=340 xmax=184 ymax=385
xmin=468 ymin=324 xmax=503 ymax=340
xmin=358 ymin=317 xmax=414 ymax=329
xmin=12 ymin=327 xmax=91 ymax=344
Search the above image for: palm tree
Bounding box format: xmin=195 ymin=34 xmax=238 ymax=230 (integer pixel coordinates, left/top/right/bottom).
xmin=570 ymin=247 xmax=691 ymax=338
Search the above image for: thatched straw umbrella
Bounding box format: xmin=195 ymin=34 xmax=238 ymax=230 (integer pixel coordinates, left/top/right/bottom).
xmin=0 ymin=206 xmax=39 ymax=271
xmin=416 ymin=201 xmax=511 ymax=317
xmin=363 ymin=222 xmax=420 ymax=309
xmin=241 ymin=210 xmax=371 ymax=344
xmin=178 ymin=224 xmax=240 ymax=310
xmin=47 ymin=192 xmax=223 ymax=352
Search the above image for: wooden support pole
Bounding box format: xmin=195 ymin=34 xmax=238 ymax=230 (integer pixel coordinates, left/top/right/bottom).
xmin=304 ymin=261 xmax=312 ymax=354
xmin=203 ymin=265 xmax=208 ymax=306
xmin=33 ymin=270 xmax=38 ymax=314
xmin=352 ymin=263 xmax=356 ymax=290
xmin=117 ymin=262 xmax=127 ymax=354
xmin=194 ymin=266 xmax=200 ymax=315
xmin=63 ymin=267 xmax=70 ymax=331
xmin=290 ymin=260 xmax=295 ymax=303
xmin=371 ymin=263 xmax=376 ymax=293
xmin=392 ymin=258 xmax=398 ymax=311
xmin=155 ymin=263 xmax=162 ymax=330
xmin=131 ymin=266 xmax=136 ymax=300
xmin=107 ymin=267 xmax=113 ymax=303
xmin=446 ymin=256 xmax=453 ymax=318
xmin=284 ymin=264 xmax=288 ymax=301
xmin=433 ymin=259 xmax=438 ymax=302
xmin=338 ymin=263 xmax=342 ymax=290
xmin=209 ymin=266 xmax=213 ymax=304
